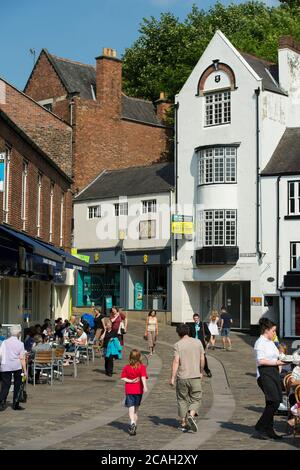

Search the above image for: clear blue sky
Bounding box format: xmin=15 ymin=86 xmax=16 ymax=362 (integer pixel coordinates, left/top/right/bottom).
xmin=0 ymin=0 xmax=276 ymax=90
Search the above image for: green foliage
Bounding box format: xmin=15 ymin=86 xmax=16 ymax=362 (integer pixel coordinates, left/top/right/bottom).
xmin=122 ymin=1 xmax=300 ymax=102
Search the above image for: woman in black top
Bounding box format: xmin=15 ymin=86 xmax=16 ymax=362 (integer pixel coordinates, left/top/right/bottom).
xmin=93 ymin=307 xmax=105 ymax=344
xmin=100 ymin=320 xmax=117 ymax=376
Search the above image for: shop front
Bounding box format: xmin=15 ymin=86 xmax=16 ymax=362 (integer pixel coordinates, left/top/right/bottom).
xmin=123 ymin=248 xmax=171 ymax=312
xmin=75 ymin=247 xmax=172 ymax=312
xmin=75 ymin=248 xmax=121 ymax=311
xmin=0 ymin=225 xmax=88 ymax=324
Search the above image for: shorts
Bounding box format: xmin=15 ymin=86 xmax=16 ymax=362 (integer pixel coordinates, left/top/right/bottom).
xmin=125 ymin=394 xmax=143 ymax=408
xmin=221 ymin=328 xmax=231 ymax=337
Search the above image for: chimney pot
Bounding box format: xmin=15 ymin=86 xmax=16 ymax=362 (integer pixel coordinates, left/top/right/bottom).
xmin=102 ymin=47 xmax=117 ymax=58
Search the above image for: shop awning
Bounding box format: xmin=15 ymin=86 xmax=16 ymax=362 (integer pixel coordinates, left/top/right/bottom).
xmin=0 ymin=225 xmax=61 ymax=264
xmin=0 ymin=225 xmax=89 ymax=275
xmin=29 ymin=239 xmax=89 ymax=271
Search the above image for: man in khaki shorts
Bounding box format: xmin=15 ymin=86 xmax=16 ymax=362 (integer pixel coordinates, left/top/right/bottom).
xmin=170 ymin=323 xmax=205 ymax=432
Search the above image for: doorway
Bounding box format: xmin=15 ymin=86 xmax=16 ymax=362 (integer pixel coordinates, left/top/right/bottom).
xmin=200 ymin=281 xmax=250 ymax=329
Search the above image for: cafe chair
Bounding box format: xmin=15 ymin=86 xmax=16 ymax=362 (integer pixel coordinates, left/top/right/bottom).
xmin=33 ymin=350 xmax=54 ymax=386
xmin=53 ymin=346 xmax=65 ymax=383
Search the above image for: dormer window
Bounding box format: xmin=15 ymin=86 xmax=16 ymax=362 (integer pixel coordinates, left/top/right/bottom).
xmin=205 ymin=91 xmax=231 ymax=127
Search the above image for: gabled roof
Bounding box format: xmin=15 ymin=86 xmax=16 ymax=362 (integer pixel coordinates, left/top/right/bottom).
xmin=261 ymin=128 xmax=300 ymax=176
xmin=27 ymin=49 xmax=166 ymax=127
xmin=45 ymin=50 xmax=96 ymax=99
xmin=240 ymin=51 xmax=287 ymax=96
xmin=75 ymin=162 xmax=174 ymax=202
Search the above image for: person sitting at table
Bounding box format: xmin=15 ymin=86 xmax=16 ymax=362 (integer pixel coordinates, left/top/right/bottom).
xmin=54 ymin=318 xmax=64 ymax=343
xmin=64 ymin=327 xmax=87 ymax=365
xmin=278 ymin=343 xmax=294 ymax=380
xmin=24 ymin=326 xmax=37 ymax=352
xmin=27 ymin=335 xmax=52 ymax=383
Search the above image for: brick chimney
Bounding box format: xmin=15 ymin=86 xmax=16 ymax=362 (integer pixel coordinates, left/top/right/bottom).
xmin=155 ymin=92 xmax=171 ymax=122
xmin=95 ymin=48 xmax=122 ymax=117
xmin=278 ymin=36 xmax=300 ymax=126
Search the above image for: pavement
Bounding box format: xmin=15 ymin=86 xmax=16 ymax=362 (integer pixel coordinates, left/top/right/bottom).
xmin=0 ymin=321 xmax=299 ymax=450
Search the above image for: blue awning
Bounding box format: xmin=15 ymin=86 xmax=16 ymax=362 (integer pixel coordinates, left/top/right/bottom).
xmin=0 ymin=225 xmax=61 ymax=265
xmin=0 ymin=225 xmax=89 ymax=277
xmin=34 ymin=240 xmax=89 ymax=271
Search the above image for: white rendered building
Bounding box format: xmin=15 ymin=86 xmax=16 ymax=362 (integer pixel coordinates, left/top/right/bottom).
xmin=172 ymin=31 xmax=300 ymax=337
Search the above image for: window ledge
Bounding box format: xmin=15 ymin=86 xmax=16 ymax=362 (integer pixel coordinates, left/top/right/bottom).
xmin=284 ymin=215 xmax=300 ymax=220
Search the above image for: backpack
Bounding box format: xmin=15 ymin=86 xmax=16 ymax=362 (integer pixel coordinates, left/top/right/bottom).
xmin=81 ymin=313 xmax=95 ymax=329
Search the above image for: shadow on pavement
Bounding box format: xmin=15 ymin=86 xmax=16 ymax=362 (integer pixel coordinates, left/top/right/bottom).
xmin=219 ymin=421 xmax=255 ymax=436
xmin=245 ymin=405 xmax=264 ymax=413
xmin=148 ymin=416 xmax=178 ymax=428
xmin=245 ymin=372 xmax=256 ymax=378
xmin=108 ymin=421 xmax=130 ymax=434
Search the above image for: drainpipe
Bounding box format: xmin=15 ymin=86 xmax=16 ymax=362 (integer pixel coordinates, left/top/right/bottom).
xmin=276 ymin=175 xmax=284 ymax=337
xmin=276 ymin=175 xmax=282 ymax=291
xmin=174 ymin=102 xmax=179 ymax=261
xmin=255 ymin=88 xmax=261 ymax=258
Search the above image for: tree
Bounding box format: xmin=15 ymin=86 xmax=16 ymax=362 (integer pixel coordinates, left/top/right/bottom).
xmin=122 ymin=1 xmax=300 ymax=102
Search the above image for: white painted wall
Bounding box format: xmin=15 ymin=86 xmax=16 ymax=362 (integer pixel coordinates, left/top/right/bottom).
xmin=74 ymin=192 xmax=172 ymax=251
xmin=278 ymin=47 xmax=300 ymax=127
xmin=172 ymin=30 xmax=300 ymax=329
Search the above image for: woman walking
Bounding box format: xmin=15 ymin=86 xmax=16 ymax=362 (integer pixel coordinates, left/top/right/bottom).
xmin=110 ymin=306 xmax=128 ymax=347
xmin=144 ymin=310 xmax=158 ymax=356
xmin=208 ymin=310 xmax=219 ymax=350
xmin=254 ymin=318 xmax=285 ymax=440
xmin=0 ymin=325 xmax=27 ymax=411
xmin=101 ymin=320 xmax=119 ymax=376
xmin=121 ymin=349 xmax=148 ymax=436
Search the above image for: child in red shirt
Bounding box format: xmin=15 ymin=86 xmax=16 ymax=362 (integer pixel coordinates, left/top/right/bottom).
xmin=121 ymin=349 xmax=148 ymax=436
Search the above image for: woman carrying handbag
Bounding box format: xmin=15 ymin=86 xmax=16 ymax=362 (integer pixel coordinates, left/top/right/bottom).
xmin=144 ymin=310 xmax=158 ymax=356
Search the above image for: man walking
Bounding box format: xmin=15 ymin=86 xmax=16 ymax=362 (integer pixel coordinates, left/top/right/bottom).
xmin=220 ymin=306 xmax=233 ymax=351
xmin=170 ymin=324 xmax=205 ymax=433
xmin=188 ymin=313 xmax=212 ymax=377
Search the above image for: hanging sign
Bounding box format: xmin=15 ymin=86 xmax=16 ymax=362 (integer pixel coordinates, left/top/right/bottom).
xmin=0 ymin=153 xmax=5 ymax=192
xmin=171 ymin=215 xmax=193 ymax=235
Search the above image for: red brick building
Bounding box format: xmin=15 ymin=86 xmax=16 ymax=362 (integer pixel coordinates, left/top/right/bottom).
xmin=0 ymin=78 xmax=86 ymax=325
xmin=24 ymin=48 xmax=172 ymax=192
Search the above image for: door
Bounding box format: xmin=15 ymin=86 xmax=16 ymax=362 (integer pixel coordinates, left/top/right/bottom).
xmin=224 ymin=282 xmax=241 ymax=328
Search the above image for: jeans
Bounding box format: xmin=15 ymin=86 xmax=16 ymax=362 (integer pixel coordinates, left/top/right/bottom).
xmin=0 ymin=369 xmax=22 ymax=403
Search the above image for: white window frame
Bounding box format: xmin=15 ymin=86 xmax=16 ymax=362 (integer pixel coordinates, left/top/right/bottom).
xmin=142 ymin=199 xmax=157 ymax=214
xmin=3 ymin=146 xmax=11 ymax=224
xmin=205 ymin=90 xmax=231 ymax=127
xmin=21 ymin=161 xmax=28 ymax=231
xmin=60 ymin=192 xmax=64 ymax=247
xmin=198 ymin=209 xmax=237 ymax=247
xmin=49 ymin=182 xmax=54 ymax=243
xmin=37 ymin=173 xmax=42 ymax=237
xmin=88 ymin=205 xmax=101 ymax=219
xmin=139 ymin=220 xmax=156 ymax=239
xmin=288 ymin=181 xmax=300 ymax=215
xmin=198 ymin=147 xmax=237 ymax=185
xmin=114 ymin=202 xmax=128 ymax=216
xmin=291 ymin=242 xmax=300 ymax=271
